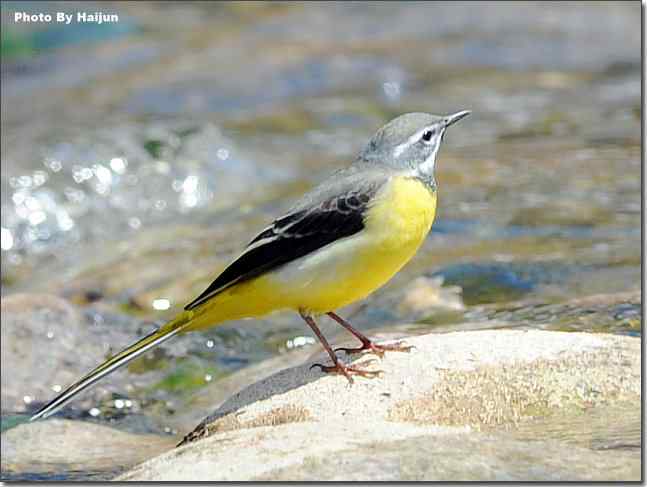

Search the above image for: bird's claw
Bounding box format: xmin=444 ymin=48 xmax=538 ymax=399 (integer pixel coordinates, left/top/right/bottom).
xmin=310 ymin=359 xmax=383 ymax=383
xmin=335 ymin=340 xmax=414 ymax=358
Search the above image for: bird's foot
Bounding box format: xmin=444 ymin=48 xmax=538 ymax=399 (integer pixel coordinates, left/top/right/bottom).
xmin=335 ymin=340 xmax=414 ymax=358
xmin=310 ymin=358 xmax=382 ymax=384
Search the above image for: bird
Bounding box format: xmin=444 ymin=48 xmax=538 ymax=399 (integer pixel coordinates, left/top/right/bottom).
xmin=30 ymin=110 xmax=471 ymax=421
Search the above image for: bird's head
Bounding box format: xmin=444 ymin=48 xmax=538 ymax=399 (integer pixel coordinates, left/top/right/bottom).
xmin=359 ymin=110 xmax=471 ymax=181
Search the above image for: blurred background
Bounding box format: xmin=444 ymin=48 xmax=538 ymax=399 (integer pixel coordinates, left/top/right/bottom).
xmin=0 ymin=0 xmax=641 ymax=478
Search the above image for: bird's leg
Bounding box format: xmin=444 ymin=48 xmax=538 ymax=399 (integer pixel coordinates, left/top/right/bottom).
xmin=327 ymin=311 xmax=413 ymax=358
xmin=299 ymin=311 xmax=382 ymax=383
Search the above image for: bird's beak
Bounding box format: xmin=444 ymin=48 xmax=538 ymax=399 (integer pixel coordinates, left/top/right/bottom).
xmin=443 ymin=110 xmax=471 ymax=128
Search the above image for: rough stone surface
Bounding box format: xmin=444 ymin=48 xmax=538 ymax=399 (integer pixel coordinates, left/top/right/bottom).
xmin=118 ymin=330 xmax=640 ymax=481
xmin=254 ymin=429 xmax=641 ymax=481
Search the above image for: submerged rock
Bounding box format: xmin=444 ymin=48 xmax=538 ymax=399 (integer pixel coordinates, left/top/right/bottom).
xmin=1 ymin=294 xmax=139 ymax=416
xmin=118 ymin=330 xmax=640 ymax=481
xmin=1 ymin=419 xmax=174 ymax=481
xmin=399 ymin=275 xmax=465 ymax=314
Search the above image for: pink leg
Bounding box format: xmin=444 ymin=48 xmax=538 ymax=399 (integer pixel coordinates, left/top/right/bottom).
xmin=299 ymin=311 xmax=382 ymax=383
xmin=327 ymin=311 xmax=413 ymax=358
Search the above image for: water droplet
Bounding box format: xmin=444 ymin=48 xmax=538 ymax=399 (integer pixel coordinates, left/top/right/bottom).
xmin=17 ymin=175 xmax=33 ymax=189
xmin=32 ymin=171 xmax=48 ymax=187
xmin=64 ymin=187 xmax=86 ymax=203
xmin=152 ymin=298 xmax=171 ymax=310
xmin=27 ymin=210 xmax=47 ymax=226
xmin=182 ymin=175 xmax=199 ymax=193
xmin=25 ymin=196 xmax=41 ymax=211
xmin=56 ymin=209 xmax=75 ymax=231
xmin=286 ymin=335 xmax=316 ymax=349
xmin=73 ymin=166 xmax=93 ymax=184
xmin=383 ymin=81 xmax=401 ymax=100
xmin=217 ymin=148 xmax=230 ymax=160
xmin=94 ymin=164 xmax=113 ymax=185
xmin=45 ymin=159 xmax=63 ymax=172
xmin=109 ymin=157 xmax=127 ymax=174
xmin=128 ymin=217 xmax=141 ymax=230
xmin=95 ymin=182 xmax=110 ymax=195
xmin=1 ymin=228 xmax=14 ymax=251
xmin=12 ymin=191 xmax=26 ymax=205
xmin=181 ymin=193 xmax=198 ymax=208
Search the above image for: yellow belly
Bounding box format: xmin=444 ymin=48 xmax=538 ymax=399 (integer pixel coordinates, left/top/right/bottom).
xmin=188 ymin=176 xmax=436 ymax=329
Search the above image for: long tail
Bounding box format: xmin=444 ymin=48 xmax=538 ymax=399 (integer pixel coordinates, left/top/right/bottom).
xmin=30 ymin=310 xmax=194 ymax=421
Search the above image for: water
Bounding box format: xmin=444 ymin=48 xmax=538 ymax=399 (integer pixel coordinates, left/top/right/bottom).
xmin=1 ymin=1 xmax=640 ymax=481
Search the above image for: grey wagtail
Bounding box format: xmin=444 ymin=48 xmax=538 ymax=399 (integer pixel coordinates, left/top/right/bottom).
xmin=30 ymin=110 xmax=471 ymax=421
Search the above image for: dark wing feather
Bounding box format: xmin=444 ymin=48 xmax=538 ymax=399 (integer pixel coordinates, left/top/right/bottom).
xmin=184 ymin=181 xmax=382 ymax=310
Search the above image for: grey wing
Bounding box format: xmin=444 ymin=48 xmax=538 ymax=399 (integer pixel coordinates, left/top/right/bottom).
xmin=184 ymin=171 xmax=387 ymax=310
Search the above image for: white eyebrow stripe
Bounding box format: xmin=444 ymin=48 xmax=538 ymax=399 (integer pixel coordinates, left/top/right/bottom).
xmin=392 ymin=125 xmax=434 ymax=158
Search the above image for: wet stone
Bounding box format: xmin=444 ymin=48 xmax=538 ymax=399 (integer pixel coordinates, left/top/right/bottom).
xmin=1 ymin=419 xmax=174 ymax=481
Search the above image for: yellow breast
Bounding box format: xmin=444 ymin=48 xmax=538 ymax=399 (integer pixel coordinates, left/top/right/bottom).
xmin=364 ymin=175 xmax=437 ymax=251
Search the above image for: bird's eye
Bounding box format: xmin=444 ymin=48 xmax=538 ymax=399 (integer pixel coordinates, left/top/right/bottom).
xmin=421 ymin=129 xmax=435 ymax=143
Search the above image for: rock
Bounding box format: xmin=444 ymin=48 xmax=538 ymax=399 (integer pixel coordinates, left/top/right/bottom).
xmin=254 ymin=427 xmax=641 ymax=481
xmin=1 ymin=419 xmax=175 ymax=481
xmin=118 ymin=330 xmax=640 ymax=481
xmin=399 ymin=276 xmax=465 ymax=314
